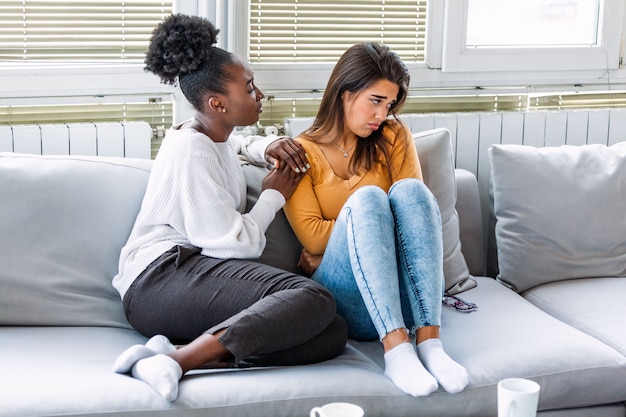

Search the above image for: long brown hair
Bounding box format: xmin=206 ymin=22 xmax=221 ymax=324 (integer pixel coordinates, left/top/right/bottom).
xmin=307 ymin=42 xmax=410 ymax=174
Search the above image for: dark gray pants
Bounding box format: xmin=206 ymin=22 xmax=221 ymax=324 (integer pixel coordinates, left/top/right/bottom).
xmin=123 ymin=245 xmax=347 ymax=367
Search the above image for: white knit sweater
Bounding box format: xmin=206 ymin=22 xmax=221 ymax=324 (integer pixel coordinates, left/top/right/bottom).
xmin=112 ymin=125 xmax=285 ymax=298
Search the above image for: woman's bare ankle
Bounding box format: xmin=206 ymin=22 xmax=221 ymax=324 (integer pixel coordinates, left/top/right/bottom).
xmin=416 ymin=325 xmax=440 ymax=345
xmin=382 ymin=328 xmax=411 ymax=352
xmin=170 ymin=331 xmax=231 ymax=373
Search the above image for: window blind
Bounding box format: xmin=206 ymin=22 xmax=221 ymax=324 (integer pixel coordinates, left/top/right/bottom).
xmin=529 ymin=92 xmax=626 ymax=110
xmin=258 ymin=91 xmax=626 ymax=130
xmin=249 ymin=0 xmax=427 ymax=63
xmin=0 ymin=0 xmax=172 ymax=62
xmin=258 ymin=93 xmax=527 ymax=128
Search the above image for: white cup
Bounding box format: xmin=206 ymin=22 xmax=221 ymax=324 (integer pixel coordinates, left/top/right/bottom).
xmin=310 ymin=402 xmax=364 ymax=417
xmin=498 ymin=378 xmax=540 ymax=417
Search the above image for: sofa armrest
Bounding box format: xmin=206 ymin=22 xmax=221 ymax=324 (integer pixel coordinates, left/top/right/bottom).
xmin=454 ymin=169 xmax=485 ymax=276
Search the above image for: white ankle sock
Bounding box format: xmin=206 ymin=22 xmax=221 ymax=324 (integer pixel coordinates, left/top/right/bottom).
xmin=384 ymin=342 xmax=438 ymax=397
xmin=417 ymin=338 xmax=469 ymax=394
xmin=131 ymin=354 xmax=183 ymax=402
xmin=112 ymin=344 xmax=155 ymax=374
xmin=112 ymin=335 xmax=176 ymax=374
xmin=145 ymin=335 xmax=176 ymax=354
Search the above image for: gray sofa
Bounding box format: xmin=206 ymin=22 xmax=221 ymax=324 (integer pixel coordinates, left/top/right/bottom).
xmin=1 ymin=128 xmax=625 ymax=417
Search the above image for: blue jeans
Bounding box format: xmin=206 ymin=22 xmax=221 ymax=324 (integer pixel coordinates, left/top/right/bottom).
xmin=312 ymin=178 xmax=444 ymax=341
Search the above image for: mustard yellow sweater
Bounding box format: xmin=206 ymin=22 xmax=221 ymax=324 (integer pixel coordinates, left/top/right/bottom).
xmin=284 ymin=120 xmax=423 ymax=255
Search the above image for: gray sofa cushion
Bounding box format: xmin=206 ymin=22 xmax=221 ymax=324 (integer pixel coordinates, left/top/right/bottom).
xmin=0 ymin=153 xmax=152 ymax=327
xmin=489 ymin=142 xmax=626 ymax=293
xmin=439 ymin=277 xmax=626 ymax=413
xmin=524 ymin=277 xmax=626 ymax=357
xmin=454 ymin=169 xmax=484 ymax=276
xmin=413 ymin=128 xmax=475 ymax=294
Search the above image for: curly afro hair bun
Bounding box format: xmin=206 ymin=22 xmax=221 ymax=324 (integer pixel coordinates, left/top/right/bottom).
xmin=145 ymin=14 xmax=220 ymax=85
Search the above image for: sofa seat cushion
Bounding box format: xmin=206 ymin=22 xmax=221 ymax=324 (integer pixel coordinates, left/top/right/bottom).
xmin=524 ymin=277 xmax=626 ymax=356
xmin=438 ymin=277 xmax=626 ymax=413
xmin=2 ymin=277 xmax=626 ymax=417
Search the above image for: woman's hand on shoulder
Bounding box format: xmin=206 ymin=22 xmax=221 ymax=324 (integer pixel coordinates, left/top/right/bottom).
xmin=265 ymin=137 xmax=310 ymax=173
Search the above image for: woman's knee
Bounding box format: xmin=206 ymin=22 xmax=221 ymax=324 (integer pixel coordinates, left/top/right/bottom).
xmin=301 ymin=277 xmax=338 ymax=313
xmin=389 ymin=178 xmax=438 ymax=209
xmin=324 ymin=315 xmax=349 ymax=357
xmin=346 ymin=185 xmax=388 ymax=210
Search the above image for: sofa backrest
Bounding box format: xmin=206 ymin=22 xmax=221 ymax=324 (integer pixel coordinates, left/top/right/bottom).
xmin=0 ymin=152 xmax=152 ymax=328
xmin=0 ymin=130 xmax=487 ymax=328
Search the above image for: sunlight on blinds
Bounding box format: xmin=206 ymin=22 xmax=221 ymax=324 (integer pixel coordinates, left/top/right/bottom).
xmin=0 ymin=0 xmax=173 ymax=62
xmin=256 ymin=94 xmax=529 ymax=127
xmin=249 ymin=0 xmax=427 ymax=63
xmin=257 ymin=91 xmax=626 ymax=128
xmin=529 ymin=91 xmax=626 ymax=110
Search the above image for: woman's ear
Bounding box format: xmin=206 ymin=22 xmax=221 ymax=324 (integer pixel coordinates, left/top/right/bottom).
xmin=206 ymin=96 xmax=227 ymax=114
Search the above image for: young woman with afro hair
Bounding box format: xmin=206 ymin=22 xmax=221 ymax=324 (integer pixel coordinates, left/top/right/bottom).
xmin=111 ymin=14 xmax=347 ymax=401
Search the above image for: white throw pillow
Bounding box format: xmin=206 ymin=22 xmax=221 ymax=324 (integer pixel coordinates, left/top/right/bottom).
xmin=413 ymin=128 xmax=476 ymax=295
xmin=489 ymin=142 xmax=626 ymax=293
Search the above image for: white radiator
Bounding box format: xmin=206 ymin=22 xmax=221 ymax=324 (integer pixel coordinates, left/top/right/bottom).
xmin=284 ymin=117 xmax=317 ymax=138
xmin=0 ymin=121 xmax=152 ymax=159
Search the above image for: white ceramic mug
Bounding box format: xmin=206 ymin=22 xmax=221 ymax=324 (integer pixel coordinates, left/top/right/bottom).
xmin=310 ymin=402 xmax=364 ymax=417
xmin=498 ymin=378 xmax=540 ymax=417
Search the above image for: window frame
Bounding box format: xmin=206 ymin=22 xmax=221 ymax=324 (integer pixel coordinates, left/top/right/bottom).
xmin=441 ymin=0 xmax=624 ymax=72
xmin=0 ymin=64 xmax=173 ymax=103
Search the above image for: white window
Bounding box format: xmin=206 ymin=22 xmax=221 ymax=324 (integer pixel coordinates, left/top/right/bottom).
xmin=442 ymin=0 xmax=624 ymax=72
xmin=193 ymin=0 xmax=626 ymax=130
xmin=466 ymin=0 xmax=599 ymax=47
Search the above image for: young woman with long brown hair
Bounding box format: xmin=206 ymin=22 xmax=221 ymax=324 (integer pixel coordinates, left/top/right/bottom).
xmin=284 ymin=43 xmax=468 ymax=397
